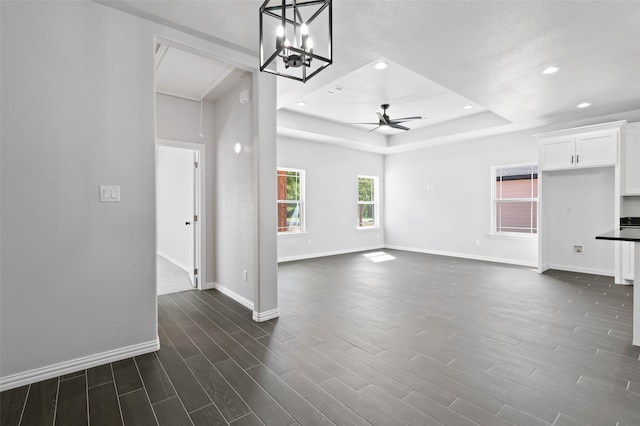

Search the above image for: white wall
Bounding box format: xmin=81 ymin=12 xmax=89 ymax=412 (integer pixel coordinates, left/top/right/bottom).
xmin=277 ymin=137 xmax=385 ymax=261
xmin=0 ymin=1 xmax=159 ymax=385
xmin=157 ymin=146 xmax=194 ymax=271
xmin=0 ymin=0 xmax=277 ymax=390
xmin=385 ymin=129 xmax=539 ymax=266
xmin=541 ymin=167 xmax=615 ymax=275
xmin=156 ymin=94 xmax=215 ymax=284
xmin=213 ymin=75 xmax=256 ymax=303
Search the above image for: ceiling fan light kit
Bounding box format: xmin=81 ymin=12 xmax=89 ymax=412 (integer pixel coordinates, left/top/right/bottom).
xmin=259 ymin=0 xmax=332 ymax=83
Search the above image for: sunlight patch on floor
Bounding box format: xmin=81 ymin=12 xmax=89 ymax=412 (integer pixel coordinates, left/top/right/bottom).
xmin=363 ymin=251 xmax=396 ymax=263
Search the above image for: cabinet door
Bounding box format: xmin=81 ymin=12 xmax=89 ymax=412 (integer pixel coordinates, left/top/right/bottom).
xmin=575 ymin=131 xmax=617 ymax=168
xmin=624 ymin=126 xmax=640 ymax=194
xmin=539 ymin=136 xmax=575 ymax=171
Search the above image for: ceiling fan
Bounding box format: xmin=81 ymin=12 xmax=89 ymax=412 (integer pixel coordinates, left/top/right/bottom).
xmin=350 ymin=104 xmax=424 ymax=133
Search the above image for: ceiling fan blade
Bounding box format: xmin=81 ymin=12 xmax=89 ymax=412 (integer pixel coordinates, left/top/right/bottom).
xmin=389 ymin=123 xmax=411 ymax=131
xmin=348 ymin=122 xmax=380 ymax=125
xmin=368 ymin=125 xmax=382 ymax=133
xmin=376 ymin=112 xmax=389 ymax=125
xmin=391 ymin=116 xmax=423 ymax=122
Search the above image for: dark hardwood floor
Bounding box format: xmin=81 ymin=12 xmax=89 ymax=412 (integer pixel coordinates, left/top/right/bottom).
xmin=2 ymin=249 xmax=640 ymax=425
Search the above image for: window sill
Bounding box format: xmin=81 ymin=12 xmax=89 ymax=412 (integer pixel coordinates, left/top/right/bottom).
xmin=488 ymin=232 xmax=537 ymax=240
xmin=278 ymin=231 xmax=307 ymax=238
xmin=357 ymin=226 xmax=381 ymax=232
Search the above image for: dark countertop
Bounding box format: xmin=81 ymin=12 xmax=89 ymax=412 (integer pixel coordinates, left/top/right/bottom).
xmin=596 ymin=227 xmax=640 ymax=242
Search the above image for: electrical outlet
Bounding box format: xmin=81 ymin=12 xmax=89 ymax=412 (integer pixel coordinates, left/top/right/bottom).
xmin=308 ymin=239 xmax=312 ymax=246
xmin=474 ymin=240 xmax=480 ymax=246
xmin=243 ymin=270 xmax=248 ymax=281
xmin=573 ymin=245 xmax=583 ymax=254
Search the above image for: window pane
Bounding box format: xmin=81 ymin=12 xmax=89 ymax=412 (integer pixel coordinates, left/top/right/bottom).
xmin=277 ymin=168 xmax=303 ymax=233
xmin=278 ymin=202 xmax=301 ymax=232
xmin=358 ymin=177 xmax=374 ymax=202
xmin=277 ymin=170 xmax=300 ymax=201
xmin=286 ymin=172 xmax=300 ymax=200
xmin=358 ymin=204 xmax=375 ymax=227
xmin=496 ymin=165 xmax=538 ymax=200
xmin=496 ymin=201 xmax=537 ymax=234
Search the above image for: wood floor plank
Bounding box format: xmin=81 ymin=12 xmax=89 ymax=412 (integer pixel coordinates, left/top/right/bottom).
xmin=181 ymin=323 xmax=230 ymax=365
xmin=228 ymin=412 xmax=265 ymax=426
xmin=155 ymin=348 xmax=211 ymax=413
xmin=283 ymin=339 xmax=369 ymax=391
xmin=184 ymin=354 xmax=251 ymax=422
xmin=214 ymin=358 xmax=295 ymax=426
xmin=135 ymin=352 xmax=176 ymax=404
xmin=0 ymin=384 xmax=29 ymax=426
xmin=88 ymin=382 xmax=123 ymax=426
xmin=178 ymin=292 xmax=241 ymax=335
xmin=176 ymin=300 xmax=260 ymax=370
xmin=313 ymin=342 xmax=410 ymax=399
xmin=19 ymin=377 xmax=58 ymax=426
xmin=87 ymin=364 xmax=113 ymax=389
xmin=245 ymin=364 xmax=334 ymax=426
xmin=279 ymin=369 xmax=369 ymax=426
xmin=318 ymin=377 xmax=404 ymax=426
xmin=111 ymin=358 xmax=143 ymax=396
xmin=153 ymin=396 xmax=192 ymax=426
xmin=158 ymin=304 xmax=201 ymax=359
xmin=189 ymin=404 xmax=229 ymax=426
xmin=60 ymin=370 xmax=86 ymax=381
xmin=358 ymin=384 xmax=442 ymax=426
xmin=54 ymin=375 xmax=88 ymax=426
xmin=255 ymin=335 xmax=331 ymax=384
xmin=229 ymin=329 xmax=293 ymax=376
xmin=119 ymin=388 xmax=157 ymax=426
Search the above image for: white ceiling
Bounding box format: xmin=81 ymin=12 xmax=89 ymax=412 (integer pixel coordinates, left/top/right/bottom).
xmin=115 ymin=0 xmax=640 ymax=153
xmin=155 ymin=44 xmax=247 ymax=103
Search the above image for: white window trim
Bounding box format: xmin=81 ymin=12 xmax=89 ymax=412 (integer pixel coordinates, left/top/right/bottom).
xmin=357 ymin=175 xmax=380 ymax=230
xmin=489 ymin=163 xmax=538 ymax=239
xmin=277 ymin=167 xmax=305 ymax=235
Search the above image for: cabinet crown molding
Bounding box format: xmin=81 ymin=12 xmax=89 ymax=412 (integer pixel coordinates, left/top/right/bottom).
xmin=534 ymin=120 xmax=627 ymax=140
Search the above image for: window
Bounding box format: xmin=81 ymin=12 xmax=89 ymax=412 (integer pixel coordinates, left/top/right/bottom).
xmin=492 ymin=164 xmax=538 ymax=235
xmin=358 ymin=175 xmax=378 ymax=228
xmin=277 ymin=168 xmax=304 ymax=233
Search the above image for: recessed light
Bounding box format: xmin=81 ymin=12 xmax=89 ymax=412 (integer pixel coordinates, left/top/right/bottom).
xmin=374 ymin=61 xmax=388 ymax=70
xmin=463 ymin=105 xmax=474 ymax=110
xmin=577 ymin=102 xmax=591 ymax=108
xmin=542 ymin=66 xmax=561 ymax=75
xmin=295 ymin=101 xmax=307 ymax=106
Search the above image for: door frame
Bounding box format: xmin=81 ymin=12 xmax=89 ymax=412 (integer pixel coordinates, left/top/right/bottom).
xmin=156 ymin=138 xmax=206 ymax=290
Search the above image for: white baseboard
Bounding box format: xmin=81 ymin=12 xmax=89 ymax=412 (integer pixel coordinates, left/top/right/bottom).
xmin=545 ymin=263 xmax=614 ymax=277
xmin=0 ymin=338 xmax=159 ymax=392
xmin=207 ymin=282 xmax=279 ymax=322
xmin=278 ymin=245 xmax=385 ymax=263
xmin=253 ymin=308 xmax=280 ymax=322
xmin=384 ymin=245 xmax=538 ymax=268
xmin=212 ymin=282 xmax=254 ymax=310
xmin=157 ymin=251 xmax=190 ymax=274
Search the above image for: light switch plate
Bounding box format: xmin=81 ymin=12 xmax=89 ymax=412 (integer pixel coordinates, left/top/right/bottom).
xmin=99 ymin=185 xmax=120 ymax=202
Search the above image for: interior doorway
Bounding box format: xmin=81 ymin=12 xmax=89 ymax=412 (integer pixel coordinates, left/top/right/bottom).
xmin=156 ymin=141 xmax=204 ymax=295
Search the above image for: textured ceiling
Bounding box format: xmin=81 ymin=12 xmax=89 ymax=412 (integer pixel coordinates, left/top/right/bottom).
xmin=114 ymin=0 xmax=640 ymax=152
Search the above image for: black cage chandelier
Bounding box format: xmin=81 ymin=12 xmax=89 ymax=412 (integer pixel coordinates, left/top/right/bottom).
xmin=259 ymin=0 xmax=332 ymax=83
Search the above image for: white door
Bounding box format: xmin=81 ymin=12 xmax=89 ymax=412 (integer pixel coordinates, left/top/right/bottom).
xmin=157 ymin=146 xmax=196 ymax=288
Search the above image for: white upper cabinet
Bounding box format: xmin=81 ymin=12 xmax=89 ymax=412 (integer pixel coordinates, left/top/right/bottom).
xmin=537 ymin=121 xmax=624 ymax=171
xmin=539 ymin=136 xmax=575 ymax=170
xmin=623 ymin=123 xmax=640 ymax=195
